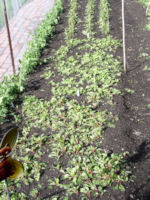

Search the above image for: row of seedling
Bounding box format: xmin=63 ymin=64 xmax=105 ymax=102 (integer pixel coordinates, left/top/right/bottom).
xmin=65 ymin=0 xmax=78 ymax=40
xmin=84 ymin=0 xmax=95 ymax=38
xmin=99 ymin=0 xmax=110 ymax=35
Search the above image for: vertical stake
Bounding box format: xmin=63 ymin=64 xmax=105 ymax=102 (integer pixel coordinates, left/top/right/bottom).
xmin=146 ymin=1 xmax=150 ymax=16
xmin=3 ymin=0 xmax=16 ymax=75
xmin=122 ymin=0 xmax=127 ymax=73
xmin=5 ymin=179 xmax=11 ymax=200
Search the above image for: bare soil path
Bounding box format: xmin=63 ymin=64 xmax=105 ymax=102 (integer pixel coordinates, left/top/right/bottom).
xmin=108 ymin=0 xmax=150 ymax=199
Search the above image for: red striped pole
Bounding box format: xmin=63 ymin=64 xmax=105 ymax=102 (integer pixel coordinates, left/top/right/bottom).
xmin=3 ymin=0 xmax=16 ymax=74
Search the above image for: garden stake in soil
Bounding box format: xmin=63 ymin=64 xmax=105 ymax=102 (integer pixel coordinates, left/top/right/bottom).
xmin=3 ymin=0 xmax=16 ymax=74
xmin=5 ymin=179 xmax=10 ymax=200
xmin=146 ymin=1 xmax=150 ymax=16
xmin=122 ymin=0 xmax=127 ymax=72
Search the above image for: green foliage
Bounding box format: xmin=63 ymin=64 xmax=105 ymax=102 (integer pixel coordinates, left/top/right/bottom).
xmin=0 ymin=0 xmax=63 ymax=123
xmin=0 ymin=125 xmax=49 ymax=199
xmin=0 ymin=0 xmax=133 ymax=198
xmin=138 ymin=0 xmax=150 ymax=30
xmin=124 ymin=88 xmax=135 ymax=94
xmin=52 ymin=36 xmax=121 ymax=104
xmin=17 ymin=36 xmax=131 ymax=198
xmin=83 ymin=0 xmax=95 ymax=37
xmin=99 ymin=0 xmax=110 ymax=35
xmin=0 ymin=75 xmax=24 ymax=121
xmin=19 ymin=0 xmax=63 ymax=79
xmin=61 ymin=152 xmax=129 ymax=197
xmin=65 ymin=0 xmax=78 ymax=39
xmin=138 ymin=0 xmax=150 ymax=6
xmin=0 ymin=180 xmax=28 ymax=199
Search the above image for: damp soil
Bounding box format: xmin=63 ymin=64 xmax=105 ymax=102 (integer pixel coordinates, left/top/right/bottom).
xmin=1 ymin=0 xmax=150 ymax=199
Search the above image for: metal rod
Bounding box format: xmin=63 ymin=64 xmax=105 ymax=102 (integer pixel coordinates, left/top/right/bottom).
xmin=3 ymin=0 xmax=16 ymax=74
xmin=5 ymin=179 xmax=11 ymax=200
xmin=122 ymin=0 xmax=127 ymax=73
xmin=146 ymin=1 xmax=150 ymax=16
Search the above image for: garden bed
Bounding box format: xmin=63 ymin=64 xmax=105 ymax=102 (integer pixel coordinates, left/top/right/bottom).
xmin=1 ymin=0 xmax=150 ymax=199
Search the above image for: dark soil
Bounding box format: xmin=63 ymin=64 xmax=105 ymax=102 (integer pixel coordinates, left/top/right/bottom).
xmin=106 ymin=0 xmax=150 ymax=199
xmin=1 ymin=0 xmax=150 ymax=199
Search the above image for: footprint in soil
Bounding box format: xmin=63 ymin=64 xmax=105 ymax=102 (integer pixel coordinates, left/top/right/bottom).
xmin=128 ymin=140 xmax=150 ymax=163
